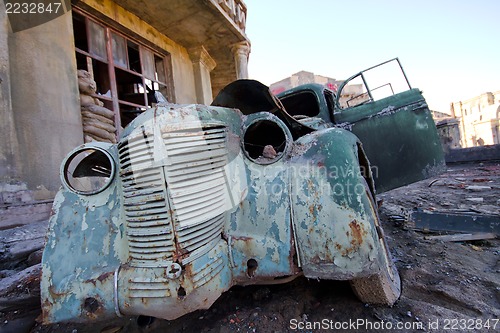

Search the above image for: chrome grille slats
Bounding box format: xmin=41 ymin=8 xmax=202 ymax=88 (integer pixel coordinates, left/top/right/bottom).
xmin=119 ymin=127 xmax=174 ymax=267
xmin=173 ymin=202 xmax=225 ymax=226
xmin=122 ymin=186 xmax=164 ymax=199
xmin=119 ymin=123 xmax=228 ymax=268
xmin=128 ymin=221 xmax=170 ymax=233
xmin=177 ymin=215 xmax=225 ymax=250
xmin=166 ymin=149 xmax=227 ymax=165
xmin=168 ymin=183 xmax=224 ymax=205
xmin=123 ymin=201 xmax=165 ymax=212
xmin=169 ymin=171 xmax=226 ymax=195
xmin=172 ymin=191 xmax=225 ymax=212
xmin=166 ymin=159 xmax=227 ymax=178
xmin=164 ymin=125 xmax=228 ymax=260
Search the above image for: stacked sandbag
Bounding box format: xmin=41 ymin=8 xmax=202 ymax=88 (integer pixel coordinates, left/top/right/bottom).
xmin=77 ymin=70 xmax=117 ymax=144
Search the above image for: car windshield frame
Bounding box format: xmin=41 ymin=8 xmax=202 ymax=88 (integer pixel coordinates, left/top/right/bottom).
xmin=335 ymin=58 xmax=412 ymax=110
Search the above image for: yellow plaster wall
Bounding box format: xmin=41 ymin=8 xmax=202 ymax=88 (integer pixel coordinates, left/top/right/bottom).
xmin=78 ymin=0 xmax=197 ymax=104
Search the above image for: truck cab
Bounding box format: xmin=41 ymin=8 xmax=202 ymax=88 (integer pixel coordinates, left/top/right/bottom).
xmin=277 ymin=58 xmax=445 ymax=193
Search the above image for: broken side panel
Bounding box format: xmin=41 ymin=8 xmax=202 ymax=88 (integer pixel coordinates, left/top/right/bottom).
xmin=289 ymin=128 xmax=382 ymax=280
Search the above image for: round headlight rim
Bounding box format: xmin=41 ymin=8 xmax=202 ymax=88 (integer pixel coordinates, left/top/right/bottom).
xmin=241 ymin=112 xmax=293 ymax=165
xmin=60 ymin=143 xmax=116 ymax=196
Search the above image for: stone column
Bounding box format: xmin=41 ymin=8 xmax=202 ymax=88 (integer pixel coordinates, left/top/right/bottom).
xmin=189 ymin=46 xmax=217 ymax=104
xmin=231 ymin=41 xmax=250 ymax=79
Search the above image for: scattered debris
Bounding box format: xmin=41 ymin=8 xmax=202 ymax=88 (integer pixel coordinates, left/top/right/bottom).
xmin=465 ymin=185 xmax=492 ymax=191
xmin=0 ymin=220 xmax=48 ymax=265
xmin=423 ymin=232 xmax=496 ymax=242
xmin=409 ymin=209 xmax=500 ymax=235
xmin=470 ymin=245 xmax=483 ymax=251
xmin=466 ymin=197 xmax=484 ymax=203
xmin=262 ymin=145 xmax=277 ymax=159
xmin=2 ymin=163 xmax=499 ymax=333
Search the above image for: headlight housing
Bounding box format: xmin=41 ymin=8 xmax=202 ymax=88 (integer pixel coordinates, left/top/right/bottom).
xmin=61 ymin=144 xmax=116 ymax=195
xmin=242 ymin=112 xmax=292 ymax=164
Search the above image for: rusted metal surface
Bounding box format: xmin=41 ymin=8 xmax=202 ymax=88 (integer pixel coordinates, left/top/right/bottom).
xmin=42 ymin=73 xmax=407 ymax=323
xmin=289 ymin=129 xmax=381 ymax=280
xmin=228 ymin=112 xmax=296 ymax=284
xmin=42 ymin=105 xmax=247 ymax=323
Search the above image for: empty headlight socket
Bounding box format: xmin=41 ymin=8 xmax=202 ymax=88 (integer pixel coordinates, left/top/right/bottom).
xmin=242 ymin=112 xmax=293 ymax=165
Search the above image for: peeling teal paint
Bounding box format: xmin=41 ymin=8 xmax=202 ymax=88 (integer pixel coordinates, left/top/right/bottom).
xmin=42 ymin=91 xmax=403 ymax=323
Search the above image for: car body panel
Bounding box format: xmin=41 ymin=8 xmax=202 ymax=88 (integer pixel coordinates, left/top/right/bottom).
xmin=277 ymin=58 xmax=445 ymax=193
xmin=290 ymin=128 xmax=382 ymax=279
xmin=334 ymin=88 xmax=445 ymax=192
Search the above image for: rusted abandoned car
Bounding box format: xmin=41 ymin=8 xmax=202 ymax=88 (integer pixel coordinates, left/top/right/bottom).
xmin=41 ymin=59 xmax=444 ymax=323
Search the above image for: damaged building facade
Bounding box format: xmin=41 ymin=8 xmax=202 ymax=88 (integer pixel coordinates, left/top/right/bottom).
xmin=451 ymin=91 xmax=500 ymax=148
xmin=269 ymin=70 xmax=363 ymax=108
xmin=0 ymin=0 xmax=250 ymax=217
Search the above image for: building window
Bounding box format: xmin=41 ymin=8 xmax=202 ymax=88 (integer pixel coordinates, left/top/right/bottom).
xmin=72 ymin=10 xmax=173 ymax=134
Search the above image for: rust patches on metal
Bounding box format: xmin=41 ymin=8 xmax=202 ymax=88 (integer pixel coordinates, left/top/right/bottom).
xmin=42 ymin=298 xmax=52 ymax=311
xmin=337 ymin=220 xmax=368 ymax=257
xmin=308 ymin=203 xmax=322 ymax=219
xmin=309 ymin=204 xmax=315 ymax=216
xmin=48 ymin=285 xmax=65 ymax=298
xmin=97 ymin=271 xmax=114 ymax=283
xmin=84 ymin=278 xmax=97 ymax=287
xmin=231 ymin=235 xmax=252 ymax=241
xmin=183 ymin=263 xmax=193 ymax=279
xmin=349 ymin=220 xmax=364 ymax=248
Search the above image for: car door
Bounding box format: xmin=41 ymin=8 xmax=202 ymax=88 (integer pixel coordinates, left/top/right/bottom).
xmin=333 ymin=58 xmax=445 ymax=193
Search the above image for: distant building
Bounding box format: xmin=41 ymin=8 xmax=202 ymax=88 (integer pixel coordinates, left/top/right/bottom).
xmin=451 ymin=91 xmax=500 ymax=147
xmin=269 ymin=71 xmax=362 ymax=106
xmin=429 ymin=110 xmax=461 ymax=151
xmin=431 ymin=110 xmax=452 ymax=122
xmin=435 ymin=118 xmax=461 ymax=151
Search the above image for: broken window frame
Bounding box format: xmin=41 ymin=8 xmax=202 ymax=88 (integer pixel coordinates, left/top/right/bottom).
xmin=72 ymin=9 xmax=174 ymax=137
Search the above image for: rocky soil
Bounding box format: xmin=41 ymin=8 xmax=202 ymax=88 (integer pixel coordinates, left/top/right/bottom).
xmin=2 ymin=162 xmax=499 ymax=333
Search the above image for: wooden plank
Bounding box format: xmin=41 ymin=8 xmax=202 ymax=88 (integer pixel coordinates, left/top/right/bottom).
xmin=409 ymin=209 xmax=500 ymax=235
xmin=423 ymin=232 xmax=496 ymax=242
xmin=0 ymin=264 xmax=41 ymax=298
xmin=0 ymin=220 xmax=48 ymax=262
xmin=0 ymin=201 xmax=52 ymax=230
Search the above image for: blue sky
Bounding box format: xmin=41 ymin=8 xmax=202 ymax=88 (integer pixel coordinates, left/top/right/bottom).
xmin=245 ymin=0 xmax=499 ymax=113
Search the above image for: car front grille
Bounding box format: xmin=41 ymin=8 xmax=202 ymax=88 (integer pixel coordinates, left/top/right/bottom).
xmin=118 ymin=124 xmax=228 ymax=267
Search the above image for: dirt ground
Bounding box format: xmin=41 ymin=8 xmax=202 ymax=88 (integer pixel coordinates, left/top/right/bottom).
xmin=3 ymin=162 xmax=500 ymax=333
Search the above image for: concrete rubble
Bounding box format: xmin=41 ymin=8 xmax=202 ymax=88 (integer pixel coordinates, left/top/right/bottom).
xmin=0 ymin=161 xmax=498 ymax=332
